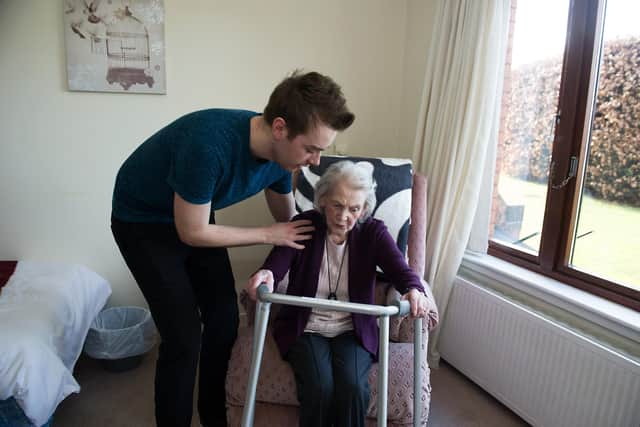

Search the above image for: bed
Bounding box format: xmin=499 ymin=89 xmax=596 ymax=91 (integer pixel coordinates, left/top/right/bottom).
xmin=0 ymin=260 xmax=111 ymax=427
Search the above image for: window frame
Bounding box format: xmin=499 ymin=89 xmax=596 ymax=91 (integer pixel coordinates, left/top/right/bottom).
xmin=488 ymin=0 xmax=640 ymax=311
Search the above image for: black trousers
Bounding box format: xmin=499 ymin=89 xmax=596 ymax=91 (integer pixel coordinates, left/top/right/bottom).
xmin=285 ymin=332 xmax=373 ymax=427
xmin=111 ymin=216 xmax=238 ymax=427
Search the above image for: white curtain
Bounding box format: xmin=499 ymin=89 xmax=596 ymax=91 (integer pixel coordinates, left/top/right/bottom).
xmin=412 ymin=0 xmax=510 ymax=364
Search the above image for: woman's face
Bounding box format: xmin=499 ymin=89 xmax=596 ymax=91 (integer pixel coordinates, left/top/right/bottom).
xmin=320 ymin=181 xmax=367 ymax=241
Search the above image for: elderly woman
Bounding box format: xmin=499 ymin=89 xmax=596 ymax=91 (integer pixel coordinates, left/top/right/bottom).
xmin=246 ymin=160 xmax=435 ymax=427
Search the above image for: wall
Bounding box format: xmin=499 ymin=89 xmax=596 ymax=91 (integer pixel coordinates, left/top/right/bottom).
xmin=0 ymin=0 xmax=434 ymax=307
xmin=399 ymin=0 xmax=436 ymax=160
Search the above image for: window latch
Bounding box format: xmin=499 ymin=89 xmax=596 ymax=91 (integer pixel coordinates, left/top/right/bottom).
xmin=550 ymin=155 xmax=578 ymax=189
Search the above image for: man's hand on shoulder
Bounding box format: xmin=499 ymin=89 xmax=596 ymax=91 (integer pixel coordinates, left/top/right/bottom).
xmin=266 ymin=220 xmax=314 ymax=250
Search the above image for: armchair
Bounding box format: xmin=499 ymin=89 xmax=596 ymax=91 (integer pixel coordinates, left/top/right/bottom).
xmin=226 ymin=156 xmax=438 ymax=426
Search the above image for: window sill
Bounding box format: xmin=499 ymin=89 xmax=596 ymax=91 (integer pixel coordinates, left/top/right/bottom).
xmin=459 ymin=251 xmax=640 ymax=347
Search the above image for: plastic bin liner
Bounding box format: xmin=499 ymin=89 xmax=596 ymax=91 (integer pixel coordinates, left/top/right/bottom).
xmin=84 ymin=306 xmax=156 ymax=360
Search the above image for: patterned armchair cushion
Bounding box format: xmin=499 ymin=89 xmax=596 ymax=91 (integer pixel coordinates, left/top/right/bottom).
xmin=294 ymin=156 xmax=413 ymax=256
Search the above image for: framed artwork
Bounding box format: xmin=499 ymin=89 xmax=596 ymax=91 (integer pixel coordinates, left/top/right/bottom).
xmin=63 ymin=0 xmax=166 ymax=94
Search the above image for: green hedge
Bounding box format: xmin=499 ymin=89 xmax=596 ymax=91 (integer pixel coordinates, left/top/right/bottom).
xmin=501 ymin=37 xmax=640 ymax=207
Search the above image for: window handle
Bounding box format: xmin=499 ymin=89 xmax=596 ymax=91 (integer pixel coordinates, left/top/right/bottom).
xmin=550 ymin=155 xmax=578 ymax=189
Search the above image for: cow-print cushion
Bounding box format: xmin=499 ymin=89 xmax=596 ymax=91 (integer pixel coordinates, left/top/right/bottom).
xmin=294 ymin=156 xmax=413 ymax=256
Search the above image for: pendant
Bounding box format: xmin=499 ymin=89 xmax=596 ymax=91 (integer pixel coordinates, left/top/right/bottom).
xmin=328 ymin=292 xmax=337 ymax=300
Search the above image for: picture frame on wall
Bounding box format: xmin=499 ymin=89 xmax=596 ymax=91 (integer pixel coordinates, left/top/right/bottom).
xmin=63 ymin=0 xmax=166 ymax=94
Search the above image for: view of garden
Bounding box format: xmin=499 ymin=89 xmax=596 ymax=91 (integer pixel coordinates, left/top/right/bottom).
xmin=492 ymin=27 xmax=639 ymax=290
xmin=497 ymin=175 xmax=639 ymax=289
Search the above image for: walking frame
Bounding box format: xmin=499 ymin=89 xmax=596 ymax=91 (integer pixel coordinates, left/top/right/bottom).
xmin=241 ymin=284 xmax=424 ymax=427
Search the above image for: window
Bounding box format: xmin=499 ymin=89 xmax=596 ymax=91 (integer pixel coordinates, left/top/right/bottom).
xmin=489 ymin=0 xmax=640 ymax=310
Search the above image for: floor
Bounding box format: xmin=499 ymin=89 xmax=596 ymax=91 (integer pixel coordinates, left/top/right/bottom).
xmin=53 ymin=347 xmax=528 ymax=426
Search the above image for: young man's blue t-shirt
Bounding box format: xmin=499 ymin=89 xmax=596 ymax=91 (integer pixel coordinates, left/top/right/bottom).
xmin=112 ymin=109 xmax=292 ymax=223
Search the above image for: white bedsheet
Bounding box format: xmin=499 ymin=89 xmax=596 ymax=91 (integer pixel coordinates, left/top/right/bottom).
xmin=0 ymin=261 xmax=111 ymax=426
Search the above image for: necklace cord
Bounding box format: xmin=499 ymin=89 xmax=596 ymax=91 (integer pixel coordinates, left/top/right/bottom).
xmin=325 ymin=237 xmax=348 ymax=299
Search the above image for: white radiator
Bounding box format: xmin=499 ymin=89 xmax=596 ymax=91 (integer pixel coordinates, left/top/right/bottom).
xmin=438 ymin=277 xmax=640 ymax=427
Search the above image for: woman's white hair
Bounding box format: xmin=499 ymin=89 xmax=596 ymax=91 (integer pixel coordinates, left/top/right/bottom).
xmin=313 ymin=160 xmax=377 ymax=221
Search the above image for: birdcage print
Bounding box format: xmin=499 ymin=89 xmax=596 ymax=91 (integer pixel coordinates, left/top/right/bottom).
xmin=105 ymin=6 xmax=154 ymax=90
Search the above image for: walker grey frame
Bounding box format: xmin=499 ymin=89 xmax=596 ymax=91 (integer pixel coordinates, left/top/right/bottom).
xmin=241 ymin=284 xmax=423 ymax=427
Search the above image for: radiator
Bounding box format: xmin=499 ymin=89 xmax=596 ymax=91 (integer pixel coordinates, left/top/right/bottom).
xmin=438 ymin=277 xmax=640 ymax=427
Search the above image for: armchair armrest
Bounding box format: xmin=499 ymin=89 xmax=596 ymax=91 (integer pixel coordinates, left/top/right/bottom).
xmin=408 ymin=173 xmax=427 ymax=279
xmin=239 ymin=289 xmax=256 ymax=327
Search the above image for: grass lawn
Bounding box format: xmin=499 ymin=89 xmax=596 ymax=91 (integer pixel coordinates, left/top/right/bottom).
xmin=496 ymin=174 xmax=640 ymax=290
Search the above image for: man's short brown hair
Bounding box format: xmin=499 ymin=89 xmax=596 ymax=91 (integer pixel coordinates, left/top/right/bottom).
xmin=263 ymin=70 xmax=355 ymax=138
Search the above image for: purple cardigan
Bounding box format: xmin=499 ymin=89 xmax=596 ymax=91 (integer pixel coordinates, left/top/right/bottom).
xmin=261 ymin=210 xmax=424 ymax=360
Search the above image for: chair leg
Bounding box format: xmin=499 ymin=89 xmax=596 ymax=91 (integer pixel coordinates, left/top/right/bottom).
xmin=241 ymin=300 xmax=271 ymax=427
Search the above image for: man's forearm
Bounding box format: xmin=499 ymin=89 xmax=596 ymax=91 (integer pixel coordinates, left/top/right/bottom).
xmin=179 ymin=223 xmax=270 ymax=248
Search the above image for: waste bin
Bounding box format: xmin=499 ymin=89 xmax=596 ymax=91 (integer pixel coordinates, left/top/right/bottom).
xmin=84 ymin=306 xmax=157 ymax=372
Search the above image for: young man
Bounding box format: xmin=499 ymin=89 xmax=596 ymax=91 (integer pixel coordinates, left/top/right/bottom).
xmin=110 ymin=71 xmax=355 ymax=427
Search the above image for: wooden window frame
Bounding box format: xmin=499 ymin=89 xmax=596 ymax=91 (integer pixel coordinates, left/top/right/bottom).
xmin=489 ymin=0 xmax=640 ymax=311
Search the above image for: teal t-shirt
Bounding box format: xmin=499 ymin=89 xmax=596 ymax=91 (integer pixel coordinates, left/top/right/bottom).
xmin=112 ymin=109 xmax=292 ymax=223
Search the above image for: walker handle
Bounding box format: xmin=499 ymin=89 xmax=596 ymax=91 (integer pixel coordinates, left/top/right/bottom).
xmin=257 ymin=283 xmax=271 ymax=300
xmin=391 ymin=298 xmax=411 ymax=317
